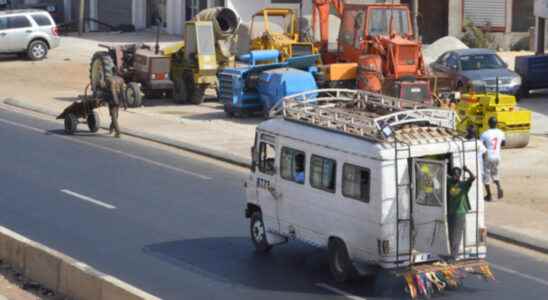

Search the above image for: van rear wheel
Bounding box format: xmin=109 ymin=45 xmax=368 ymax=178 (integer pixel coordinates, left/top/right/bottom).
xmin=328 ymin=238 xmax=357 ymax=283
xmin=250 ymin=212 xmax=272 ymax=253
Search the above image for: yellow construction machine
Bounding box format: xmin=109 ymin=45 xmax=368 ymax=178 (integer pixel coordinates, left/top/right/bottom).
xmin=250 ymin=8 xmax=318 ymax=62
xmin=455 ymin=91 xmax=532 ymax=148
xmin=166 ymin=7 xmax=240 ymax=105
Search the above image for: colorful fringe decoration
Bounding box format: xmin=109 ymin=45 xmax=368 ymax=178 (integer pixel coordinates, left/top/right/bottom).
xmin=403 ymin=260 xmax=495 ymax=299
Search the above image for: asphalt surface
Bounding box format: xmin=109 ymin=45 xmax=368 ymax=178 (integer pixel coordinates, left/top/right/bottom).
xmin=0 ymin=107 xmax=547 ymax=300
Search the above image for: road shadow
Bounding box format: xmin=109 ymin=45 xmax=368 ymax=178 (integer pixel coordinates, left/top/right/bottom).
xmin=144 ymin=237 xmax=333 ymax=295
xmin=0 ymin=54 xmax=24 ymax=62
xmin=143 ymin=237 xmax=406 ymax=298
xmin=55 ymin=96 xmax=81 ymax=103
xmin=46 ymin=128 xmax=112 ymax=139
xmin=520 ymin=92 xmax=548 ymax=116
xmin=175 ymin=111 xmax=263 ymax=125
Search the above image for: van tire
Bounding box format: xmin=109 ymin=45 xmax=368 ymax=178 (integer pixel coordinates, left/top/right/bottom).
xmin=250 ymin=212 xmax=272 ymax=253
xmin=27 ymin=40 xmax=48 ymax=60
xmin=328 ymin=238 xmax=357 ymax=283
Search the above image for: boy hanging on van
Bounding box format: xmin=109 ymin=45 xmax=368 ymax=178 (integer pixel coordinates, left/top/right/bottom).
xmin=447 ymin=166 xmax=476 ymax=260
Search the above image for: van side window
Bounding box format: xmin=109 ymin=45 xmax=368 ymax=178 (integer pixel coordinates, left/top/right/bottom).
xmin=258 ymin=142 xmax=276 ymax=175
xmin=342 ymin=164 xmax=370 ymax=203
xmin=281 ymin=147 xmax=305 ymax=184
xmin=31 ymin=14 xmax=53 ymax=26
xmin=310 ymin=155 xmax=336 ymax=193
xmin=0 ymin=17 xmax=7 ymax=30
xmin=7 ymin=16 xmax=31 ymax=29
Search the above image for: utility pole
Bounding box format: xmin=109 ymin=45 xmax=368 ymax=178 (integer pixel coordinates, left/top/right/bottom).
xmin=78 ymin=0 xmax=85 ymax=36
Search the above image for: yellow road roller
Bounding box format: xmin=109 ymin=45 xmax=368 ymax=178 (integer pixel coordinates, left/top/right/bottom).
xmin=456 ymin=92 xmax=532 ymax=148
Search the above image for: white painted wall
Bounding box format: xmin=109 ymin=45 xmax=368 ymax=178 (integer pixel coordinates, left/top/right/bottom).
xmin=64 ymin=0 xmax=71 ymax=21
xmin=535 ymin=0 xmax=548 ymax=18
xmin=132 ymin=0 xmax=147 ymax=30
xmin=166 ymin=0 xmax=185 ymax=35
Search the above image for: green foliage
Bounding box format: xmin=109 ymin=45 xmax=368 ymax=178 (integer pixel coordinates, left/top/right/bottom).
xmin=461 ymin=19 xmax=495 ymax=49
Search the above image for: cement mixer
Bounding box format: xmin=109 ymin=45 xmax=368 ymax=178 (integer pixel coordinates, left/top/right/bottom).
xmin=169 ymin=7 xmax=241 ymax=105
xmin=193 ymin=7 xmax=240 ymax=67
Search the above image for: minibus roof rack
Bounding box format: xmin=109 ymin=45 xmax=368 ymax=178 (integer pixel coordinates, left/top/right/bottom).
xmin=270 ymin=89 xmax=459 ymax=143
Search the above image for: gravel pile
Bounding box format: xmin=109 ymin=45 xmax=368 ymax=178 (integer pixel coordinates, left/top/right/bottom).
xmin=423 ymin=36 xmax=468 ymax=65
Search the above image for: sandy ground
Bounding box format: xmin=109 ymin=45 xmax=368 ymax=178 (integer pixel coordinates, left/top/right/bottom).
xmin=1 ymin=33 xmax=548 ymax=214
xmin=0 ymin=262 xmax=56 ymax=300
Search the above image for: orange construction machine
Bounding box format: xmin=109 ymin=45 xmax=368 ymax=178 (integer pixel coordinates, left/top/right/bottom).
xmin=312 ymin=1 xmax=432 ymax=104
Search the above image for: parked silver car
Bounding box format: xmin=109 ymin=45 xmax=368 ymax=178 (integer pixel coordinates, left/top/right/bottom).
xmin=0 ymin=9 xmax=60 ymax=60
xmin=431 ymin=48 xmax=522 ymax=96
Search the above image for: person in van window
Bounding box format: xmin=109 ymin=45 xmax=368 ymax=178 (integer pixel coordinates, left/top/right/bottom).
xmin=447 ymin=166 xmax=475 ymax=260
xmin=480 ymin=117 xmax=505 ymax=202
xmin=294 ymin=153 xmax=305 ymax=184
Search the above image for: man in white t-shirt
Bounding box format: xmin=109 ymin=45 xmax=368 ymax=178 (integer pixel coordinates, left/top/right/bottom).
xmin=480 ymin=117 xmax=506 ymax=202
xmin=466 ymin=125 xmax=487 ymax=184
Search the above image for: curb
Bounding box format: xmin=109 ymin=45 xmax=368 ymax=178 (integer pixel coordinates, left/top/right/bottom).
xmin=3 ymin=98 xmax=252 ymax=168
xmin=0 ymin=225 xmax=161 ymax=300
xmin=5 ymin=98 xmax=548 ymax=255
xmin=488 ymin=226 xmax=548 ymax=255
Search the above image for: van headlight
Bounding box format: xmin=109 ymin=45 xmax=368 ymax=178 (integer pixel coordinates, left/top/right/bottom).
xmin=510 ymin=76 xmax=522 ymax=86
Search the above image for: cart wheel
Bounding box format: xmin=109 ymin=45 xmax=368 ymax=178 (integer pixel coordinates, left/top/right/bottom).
xmin=174 ymin=77 xmax=188 ymax=104
xmin=87 ymin=111 xmax=100 ymax=133
xmin=125 ymin=82 xmax=142 ymax=108
xmin=190 ymin=86 xmax=206 ymax=105
xmin=64 ymin=113 xmax=78 ymax=135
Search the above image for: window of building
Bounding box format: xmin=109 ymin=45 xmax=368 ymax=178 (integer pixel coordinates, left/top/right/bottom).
xmin=258 ymin=142 xmax=276 ymax=175
xmin=310 ymin=155 xmax=336 ymax=193
xmin=463 ymin=0 xmax=506 ymax=31
xmin=281 ymin=147 xmax=306 ymax=184
xmin=31 ymin=14 xmax=52 ymax=26
xmin=342 ymin=164 xmax=370 ymax=203
xmin=512 ymin=0 xmax=534 ymax=32
xmin=7 ymin=15 xmax=31 ymax=29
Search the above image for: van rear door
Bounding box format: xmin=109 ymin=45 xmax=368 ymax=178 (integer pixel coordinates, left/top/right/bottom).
xmin=411 ymin=159 xmax=450 ymax=257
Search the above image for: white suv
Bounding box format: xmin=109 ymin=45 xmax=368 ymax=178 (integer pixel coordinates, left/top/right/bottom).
xmin=0 ymin=10 xmax=60 ymax=60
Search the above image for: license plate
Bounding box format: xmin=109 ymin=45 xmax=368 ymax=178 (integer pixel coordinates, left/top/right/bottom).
xmin=414 ymin=253 xmax=431 ymax=263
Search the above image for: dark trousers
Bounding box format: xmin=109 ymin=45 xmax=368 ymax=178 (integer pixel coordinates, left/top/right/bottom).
xmin=109 ymin=104 xmax=120 ymax=136
xmin=448 ymin=214 xmax=466 ymax=258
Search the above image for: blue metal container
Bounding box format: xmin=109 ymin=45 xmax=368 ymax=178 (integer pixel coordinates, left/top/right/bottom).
xmin=238 ymin=50 xmax=280 ymax=65
xmin=515 ymin=54 xmax=548 ymax=96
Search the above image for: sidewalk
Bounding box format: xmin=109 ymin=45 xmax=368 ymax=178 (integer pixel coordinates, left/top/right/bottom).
xmin=487 ymin=202 xmax=548 ymax=253
xmin=3 ymin=97 xmax=548 ymax=254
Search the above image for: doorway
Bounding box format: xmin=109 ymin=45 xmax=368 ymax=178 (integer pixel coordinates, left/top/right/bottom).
xmin=401 ymin=0 xmax=449 ymax=44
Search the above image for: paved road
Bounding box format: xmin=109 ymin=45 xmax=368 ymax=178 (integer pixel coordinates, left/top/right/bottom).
xmin=0 ymin=107 xmax=547 ymax=300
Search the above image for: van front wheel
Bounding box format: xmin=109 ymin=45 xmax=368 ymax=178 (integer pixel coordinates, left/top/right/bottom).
xmin=250 ymin=212 xmax=272 ymax=253
xmin=329 ymin=238 xmax=357 ymax=283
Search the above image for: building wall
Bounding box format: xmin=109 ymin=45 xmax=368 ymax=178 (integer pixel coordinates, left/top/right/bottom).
xmin=97 ymin=0 xmax=132 ymax=28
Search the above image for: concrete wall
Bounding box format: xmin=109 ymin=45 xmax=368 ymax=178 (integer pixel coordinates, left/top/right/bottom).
xmin=0 ymin=226 xmax=161 ymax=300
xmin=97 ymin=0 xmax=133 ymax=28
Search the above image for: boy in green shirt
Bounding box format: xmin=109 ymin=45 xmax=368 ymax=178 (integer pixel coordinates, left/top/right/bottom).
xmin=447 ymin=166 xmax=475 ymax=260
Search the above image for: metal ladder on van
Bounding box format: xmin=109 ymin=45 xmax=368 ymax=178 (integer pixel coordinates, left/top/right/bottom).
xmin=394 ymin=139 xmax=413 ymax=267
xmin=459 ymin=139 xmax=481 ymax=260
